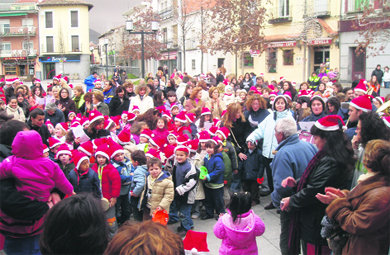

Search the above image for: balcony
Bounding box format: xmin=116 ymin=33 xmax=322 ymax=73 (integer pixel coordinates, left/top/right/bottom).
xmin=0 ymin=49 xmax=38 ymax=58
xmin=159 ymin=7 xmax=175 ymax=20
xmin=0 ymin=26 xmax=36 ymax=37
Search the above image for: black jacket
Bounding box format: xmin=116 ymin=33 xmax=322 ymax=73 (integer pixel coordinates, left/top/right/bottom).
xmin=44 ymin=108 xmax=65 ymax=126
xmin=68 ymin=169 xmax=101 ymax=198
xmin=239 ymin=147 xmax=264 ymax=180
xmin=27 ymin=120 xmax=50 ymax=146
xmin=225 ymin=118 xmax=251 ymax=154
xmin=109 ymin=95 xmax=130 ymax=116
xmin=84 ymin=128 xmax=110 ymax=140
xmin=289 ymin=156 xmax=352 ymax=245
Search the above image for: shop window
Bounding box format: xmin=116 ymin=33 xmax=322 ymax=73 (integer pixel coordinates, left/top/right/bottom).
xmin=267 ymin=48 xmax=277 ymax=73
xmin=243 ymin=52 xmax=254 ymax=67
xmin=72 ymin=35 xmax=80 ymax=52
xmin=5 ymin=66 xmax=17 ymax=75
xmin=71 ymin=11 xmax=78 ymax=28
xmin=283 ymin=49 xmax=294 ymax=65
xmin=45 ymin=12 xmax=53 ymax=28
xmin=46 ymin=36 xmax=54 ymax=52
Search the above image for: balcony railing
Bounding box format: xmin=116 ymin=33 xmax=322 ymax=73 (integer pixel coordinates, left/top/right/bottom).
xmin=0 ymin=26 xmax=36 ymax=37
xmin=0 ymin=49 xmax=38 ymax=58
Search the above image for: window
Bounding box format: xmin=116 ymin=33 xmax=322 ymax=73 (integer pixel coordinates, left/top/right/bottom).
xmin=72 ymin=35 xmax=79 ymax=52
xmin=22 ymin=18 xmax=34 ymax=33
xmin=267 ymin=48 xmax=277 ymax=73
xmin=172 ymin=25 xmax=178 ymax=46
xmin=243 ymin=52 xmax=254 ymax=67
xmin=0 ymin=20 xmax=10 ymax=34
xmin=46 ymin=36 xmax=54 ymax=52
xmin=162 ymin=27 xmax=168 ymax=43
xmin=283 ymin=49 xmax=294 ymax=65
xmin=192 ymin=59 xmax=196 ymax=70
xmin=0 ymin=42 xmax=11 ymax=53
xmin=279 ymin=0 xmax=289 ymax=17
xmin=71 ymin=10 xmax=78 ymax=27
xmin=346 ymin=0 xmax=370 ymax=12
xmin=22 ymin=41 xmax=33 ymax=51
xmin=45 ymin=12 xmax=53 ymax=28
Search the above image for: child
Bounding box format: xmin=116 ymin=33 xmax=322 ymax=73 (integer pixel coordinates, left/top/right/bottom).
xmin=174 ymin=112 xmax=192 ymax=138
xmin=239 ymin=141 xmax=264 ymax=205
xmin=201 ymin=138 xmax=225 ymax=220
xmin=214 ymin=192 xmax=265 ymax=255
xmin=48 ymin=137 xmax=62 ymax=161
xmin=54 ymin=123 xmax=68 ymax=142
xmin=43 ymin=144 xmax=50 ymax=158
xmin=111 ymin=142 xmax=134 ymax=225
xmin=167 ymin=132 xmax=178 ymax=146
xmin=130 ymin=150 xmax=148 ymax=222
xmin=153 ymin=117 xmax=169 ymax=140
xmin=223 ymin=85 xmax=236 ymax=106
xmin=55 ymin=143 xmax=75 ymax=178
xmin=5 ymin=96 xmax=25 ymax=123
xmin=68 ymin=150 xmax=101 ymax=198
xmin=142 ymin=157 xmax=174 ymax=220
xmin=0 ymin=131 xmax=74 ymax=254
xmin=138 ymin=128 xmax=152 ymax=152
xmin=195 ymin=108 xmax=213 ymax=133
xmin=165 ymin=91 xmax=183 ymax=112
xmin=92 ymin=143 xmax=121 ymax=237
xmin=168 ymin=146 xmax=198 ymax=236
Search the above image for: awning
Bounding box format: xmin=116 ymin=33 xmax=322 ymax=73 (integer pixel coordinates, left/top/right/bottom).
xmin=0 ymin=12 xmax=28 ymax=17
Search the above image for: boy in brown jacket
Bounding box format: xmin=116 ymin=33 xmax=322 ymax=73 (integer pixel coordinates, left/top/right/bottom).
xmin=142 ymin=158 xmax=174 ymax=220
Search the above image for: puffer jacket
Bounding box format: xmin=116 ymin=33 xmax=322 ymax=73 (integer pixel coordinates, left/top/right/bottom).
xmin=204 ymin=153 xmax=225 ymax=185
xmin=214 ymin=209 xmax=265 ymax=255
xmin=246 ymin=110 xmax=292 ymax=159
xmin=92 ymin=163 xmax=121 ymax=200
xmin=5 ymin=105 xmax=25 ymax=123
xmin=146 ymin=171 xmax=174 ymax=214
xmin=173 ymin=162 xmax=198 ymax=204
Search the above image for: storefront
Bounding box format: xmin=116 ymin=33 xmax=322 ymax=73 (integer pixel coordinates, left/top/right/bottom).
xmin=1 ymin=57 xmax=36 ymax=77
xmin=39 ymin=55 xmax=81 ymax=80
xmin=308 ymin=38 xmax=333 ymax=73
xmin=159 ymin=51 xmax=177 ymax=75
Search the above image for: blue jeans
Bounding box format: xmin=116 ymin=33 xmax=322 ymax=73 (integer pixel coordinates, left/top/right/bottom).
xmin=169 ymin=200 xmax=193 ymax=231
xmin=4 ymin=235 xmax=41 ymax=255
xmin=384 ymin=82 xmax=390 ymax=88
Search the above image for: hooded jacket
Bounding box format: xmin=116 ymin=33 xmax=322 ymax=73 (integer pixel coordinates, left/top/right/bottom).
xmin=204 ymin=152 xmax=225 ymax=186
xmin=92 ymin=162 xmax=121 ymax=200
xmin=68 ymin=168 xmax=101 ymax=198
xmin=145 ymin=171 xmax=174 ymax=214
xmin=172 ymin=161 xmax=198 ymax=204
xmin=214 ymin=209 xmax=265 ymax=255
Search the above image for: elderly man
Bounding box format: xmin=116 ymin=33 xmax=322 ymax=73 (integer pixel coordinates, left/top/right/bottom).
xmin=44 ymin=102 xmax=65 ymax=127
xmin=272 ymin=117 xmax=317 ymax=255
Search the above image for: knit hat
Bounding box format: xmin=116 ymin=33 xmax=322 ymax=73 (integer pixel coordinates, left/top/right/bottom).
xmin=117 ymin=128 xmax=132 ymax=145
xmin=43 ymin=144 xmax=49 ymax=154
xmin=174 ymin=145 xmax=190 ymax=155
xmin=349 ymin=95 xmax=372 ymax=112
xmin=48 ymin=137 xmax=62 ymax=149
xmin=184 ymin=139 xmax=199 ymax=152
xmin=110 ymin=142 xmax=125 ymax=159
xmin=56 ymin=144 xmax=72 ymax=159
xmin=140 ymin=128 xmax=153 ymax=140
xmin=383 ymin=116 xmax=390 ymax=128
xmin=78 ymin=141 xmax=94 ymax=157
xmin=314 ymin=115 xmax=345 ymax=131
xmin=198 ymin=131 xmax=211 ymax=143
xmin=95 ymin=143 xmax=111 ymax=160
xmin=89 ymin=110 xmax=104 ymax=125
xmin=175 ymin=112 xmax=187 ymax=123
xmin=354 ymin=79 xmax=367 ymax=94
xmin=201 ymin=107 xmax=211 ymax=116
xmin=216 ymin=127 xmax=230 ymax=140
xmin=145 ymin=148 xmax=161 ymax=159
xmin=72 ymin=150 xmax=89 ymax=170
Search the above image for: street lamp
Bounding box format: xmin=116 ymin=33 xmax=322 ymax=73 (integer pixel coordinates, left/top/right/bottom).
xmin=125 ymin=20 xmax=159 ymax=79
xmin=104 ymin=38 xmax=109 ymax=79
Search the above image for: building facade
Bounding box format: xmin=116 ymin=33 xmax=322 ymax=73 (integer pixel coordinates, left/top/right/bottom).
xmin=0 ymin=1 xmax=39 ymax=78
xmin=37 ymin=0 xmax=93 ymax=80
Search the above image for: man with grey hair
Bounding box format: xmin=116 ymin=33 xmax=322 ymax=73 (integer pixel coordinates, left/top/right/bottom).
xmin=44 ymin=102 xmax=65 ymax=127
xmin=272 ymin=117 xmax=317 ymax=255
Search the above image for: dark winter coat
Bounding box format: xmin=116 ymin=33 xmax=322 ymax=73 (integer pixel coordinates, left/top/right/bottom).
xmin=56 ymin=98 xmax=76 ymax=121
xmin=239 ymin=147 xmax=263 ymax=181
xmin=204 ymin=153 xmax=225 ymax=185
xmin=68 ymin=168 xmax=101 ymax=198
xmin=225 ymin=118 xmax=252 ymax=154
xmin=44 ymin=108 xmax=65 ymax=127
xmin=109 ymin=95 xmax=130 ymax=116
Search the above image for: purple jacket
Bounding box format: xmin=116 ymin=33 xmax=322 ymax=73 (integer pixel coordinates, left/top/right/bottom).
xmin=214 ymin=209 xmax=265 ymax=255
xmin=0 ymin=130 xmax=73 ymax=201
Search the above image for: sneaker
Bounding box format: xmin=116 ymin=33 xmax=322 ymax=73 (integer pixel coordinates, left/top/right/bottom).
xmin=259 ymin=189 xmax=271 ymax=196
xmin=264 ymin=202 xmax=276 ymax=210
xmin=167 ymin=219 xmax=178 ymax=225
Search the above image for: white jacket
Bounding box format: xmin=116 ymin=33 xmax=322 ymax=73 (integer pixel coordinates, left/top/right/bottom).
xmin=129 ymin=95 xmax=154 ymax=114
xmin=6 ymin=105 xmax=26 ymax=123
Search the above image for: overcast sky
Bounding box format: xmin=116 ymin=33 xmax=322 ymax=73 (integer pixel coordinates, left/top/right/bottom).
xmin=88 ymin=0 xmax=140 ymax=34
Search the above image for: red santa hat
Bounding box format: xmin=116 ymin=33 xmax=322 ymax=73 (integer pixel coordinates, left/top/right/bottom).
xmin=68 ymin=111 xmax=76 ymax=118
xmin=175 ymin=112 xmax=187 ymax=123
xmin=109 ymin=142 xmax=125 ymax=159
xmin=0 ymin=78 xmax=4 ymax=83
xmin=140 ymin=128 xmax=153 ymax=140
xmin=185 ymin=112 xmax=196 ymax=123
xmin=174 ymin=145 xmax=190 ymax=155
xmin=55 ymin=144 xmax=72 ymax=159
xmin=117 ymin=128 xmax=132 ymax=145
xmin=221 ymin=110 xmax=227 ymax=118
xmin=280 ymin=76 xmax=286 ymax=82
xmin=198 ymin=131 xmax=211 ymax=143
xmin=314 ymin=115 xmax=345 ymax=131
xmin=131 ymin=105 xmax=140 ymax=113
xmin=34 ymin=79 xmax=41 ymax=84
xmin=127 ymin=112 xmax=136 ymax=122
xmin=183 ymin=139 xmax=199 ymax=152
xmin=374 ymin=96 xmax=385 ymax=105
xmin=92 ymin=137 xmax=109 ymax=149
xmin=149 ymin=135 xmax=166 ymax=149
xmin=216 ymin=127 xmax=230 ymax=140
xmin=93 ymin=79 xmax=101 ymax=84
xmin=121 ymin=111 xmax=129 ymax=119
xmin=354 ymin=79 xmax=367 ymax=94
xmin=162 ymin=110 xmax=172 ymax=120
xmin=78 ymin=141 xmax=94 ymax=157
xmin=283 ymin=91 xmax=292 ymax=101
xmin=104 ymin=118 xmax=115 ymax=130
xmin=268 ymin=84 xmax=276 ymax=91
xmin=177 ymin=134 xmax=190 ymax=145
xmin=56 ymin=122 xmax=69 ymax=132
xmin=170 ymin=104 xmax=180 ymax=111
xmin=207 ymin=126 xmax=218 ymax=136
xmin=48 ymin=137 xmax=63 ymax=149
xmin=80 ymin=117 xmax=89 ymax=127
xmin=70 ymin=121 xmax=80 ymax=129
xmin=201 ymin=108 xmax=211 ymax=116
xmin=145 ymin=148 xmax=161 ymax=159
xmin=183 ymin=230 xmax=210 ymax=254
xmin=210 ymin=136 xmax=222 ymax=145
xmin=213 ymin=118 xmax=222 ymax=127
xmin=162 ymin=144 xmax=175 ymax=159
xmin=43 ymin=144 xmax=49 ymax=154
xmin=72 ymin=150 xmax=90 ymax=170
xmin=111 ymin=115 xmax=121 ymax=126
xmin=349 ymin=95 xmax=372 ymax=112
xmin=95 ymin=143 xmax=111 ymax=160
xmin=298 ymin=90 xmax=311 ymax=98
xmin=89 ymin=110 xmax=104 ymax=125
xmin=383 ymin=116 xmax=390 ymax=128
xmin=259 ymin=73 xmax=264 ymax=77
xmin=167 ymin=131 xmax=179 ymax=140
xmin=45 ymin=120 xmax=54 ymax=130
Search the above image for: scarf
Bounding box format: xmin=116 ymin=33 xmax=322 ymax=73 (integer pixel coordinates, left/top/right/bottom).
xmin=288 ymin=150 xmax=326 ymax=255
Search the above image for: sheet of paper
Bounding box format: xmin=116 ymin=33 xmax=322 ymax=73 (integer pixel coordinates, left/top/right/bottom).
xmin=72 ymin=125 xmax=90 ymax=143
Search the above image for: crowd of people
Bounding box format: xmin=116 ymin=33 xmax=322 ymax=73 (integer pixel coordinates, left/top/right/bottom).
xmin=0 ymin=62 xmax=389 ymax=255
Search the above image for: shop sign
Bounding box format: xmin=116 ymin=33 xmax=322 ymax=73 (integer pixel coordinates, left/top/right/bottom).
xmin=1 ymin=57 xmax=27 ymax=60
xmin=250 ymin=50 xmax=260 ymax=57
xmin=267 ymin=41 xmax=296 ymax=48
xmin=39 ymin=55 xmax=81 ymax=63
xmin=308 ymin=38 xmax=332 ymax=46
xmin=159 ymin=51 xmax=177 ymax=61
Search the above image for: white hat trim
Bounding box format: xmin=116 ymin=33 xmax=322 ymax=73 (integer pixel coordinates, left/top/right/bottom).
xmin=95 ymin=151 xmax=109 ymax=159
xmin=78 ymin=147 xmax=92 ymax=157
xmin=314 ymin=122 xmax=340 ymax=131
xmin=111 ymin=149 xmax=125 ymax=159
xmin=349 ymin=101 xmax=370 ymax=113
xmin=76 ymin=156 xmax=89 ymax=170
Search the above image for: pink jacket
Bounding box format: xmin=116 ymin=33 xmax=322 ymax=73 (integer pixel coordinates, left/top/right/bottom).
xmin=214 ymin=210 xmax=265 ymax=255
xmin=0 ymin=130 xmax=73 ymax=201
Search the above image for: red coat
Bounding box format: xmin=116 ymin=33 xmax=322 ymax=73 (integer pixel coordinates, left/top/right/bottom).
xmin=92 ymin=163 xmax=121 ymax=200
